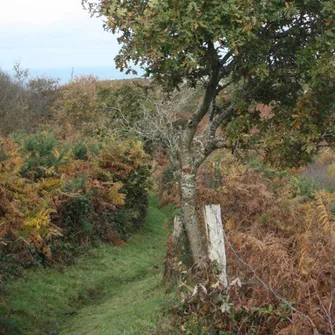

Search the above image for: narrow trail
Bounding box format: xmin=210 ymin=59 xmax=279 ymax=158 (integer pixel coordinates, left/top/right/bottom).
xmin=2 ymin=196 xmax=176 ymax=335
xmin=60 ymin=197 xmax=175 ymax=335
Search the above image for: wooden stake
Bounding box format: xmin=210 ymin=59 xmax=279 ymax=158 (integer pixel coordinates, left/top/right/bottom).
xmin=203 ymin=205 xmax=228 ymax=288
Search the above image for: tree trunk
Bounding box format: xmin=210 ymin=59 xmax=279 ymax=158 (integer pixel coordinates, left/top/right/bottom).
xmin=180 ymin=170 xmax=206 ymax=263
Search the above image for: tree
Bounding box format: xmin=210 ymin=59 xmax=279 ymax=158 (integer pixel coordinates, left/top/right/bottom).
xmin=0 ymin=66 xmax=59 ymax=135
xmin=83 ymin=0 xmax=335 ymax=263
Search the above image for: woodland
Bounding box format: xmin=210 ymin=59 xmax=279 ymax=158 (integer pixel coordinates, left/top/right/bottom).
xmin=1 ymin=0 xmax=335 ymax=334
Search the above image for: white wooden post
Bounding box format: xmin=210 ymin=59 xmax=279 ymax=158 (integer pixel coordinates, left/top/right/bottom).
xmin=203 ymin=205 xmax=228 ymax=288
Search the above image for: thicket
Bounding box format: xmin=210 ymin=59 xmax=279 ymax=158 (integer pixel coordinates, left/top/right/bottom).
xmin=0 ymin=72 xmax=152 ymax=285
xmin=52 ymin=75 xmax=146 ymax=135
xmin=0 ymin=66 xmax=145 ymax=137
xmin=2 ymin=66 xmax=334 ymax=333
xmin=157 ymin=150 xmax=335 ymax=334
xmin=0 ymin=131 xmax=151 ymax=280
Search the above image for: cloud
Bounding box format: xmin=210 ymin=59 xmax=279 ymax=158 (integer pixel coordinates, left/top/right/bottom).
xmin=0 ymin=0 xmax=121 ymax=71
xmin=0 ymin=0 xmax=85 ymax=26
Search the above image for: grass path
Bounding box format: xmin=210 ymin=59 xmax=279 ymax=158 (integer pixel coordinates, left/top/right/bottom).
xmin=1 ymin=196 xmax=177 ymax=335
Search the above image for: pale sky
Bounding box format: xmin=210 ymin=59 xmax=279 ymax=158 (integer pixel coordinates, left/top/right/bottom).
xmin=0 ymin=0 xmax=133 ymax=81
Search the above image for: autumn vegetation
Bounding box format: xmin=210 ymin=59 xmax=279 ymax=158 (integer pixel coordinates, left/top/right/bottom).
xmin=84 ymin=0 xmax=335 ymax=268
xmin=83 ymin=0 xmax=334 ymax=332
xmin=157 ymin=150 xmax=335 ymax=334
xmin=1 ymin=0 xmax=335 ymax=333
xmin=0 ymin=71 xmax=152 ymax=283
xmin=0 ymin=63 xmax=335 ymax=334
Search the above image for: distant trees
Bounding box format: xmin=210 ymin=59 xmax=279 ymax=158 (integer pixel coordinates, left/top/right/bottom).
xmin=0 ymin=65 xmax=141 ymax=136
xmin=0 ymin=65 xmax=59 ymax=135
xmin=84 ymin=0 xmax=335 ymax=263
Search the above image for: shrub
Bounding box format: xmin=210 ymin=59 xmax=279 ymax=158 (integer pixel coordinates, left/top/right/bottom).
xmin=187 ymin=152 xmax=335 ymax=334
xmin=20 ymin=131 xmax=67 ymax=180
xmin=162 ymin=166 xmax=174 ymax=185
xmin=158 ymin=150 xmax=335 ymax=334
xmin=72 ymin=142 xmax=88 ymax=160
xmin=0 ymin=316 xmax=23 ymax=335
xmin=52 ymin=76 xmax=100 ymax=132
xmin=0 ymin=131 xmax=152 ymax=280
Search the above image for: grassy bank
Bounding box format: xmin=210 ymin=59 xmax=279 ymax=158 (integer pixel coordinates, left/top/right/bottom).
xmin=1 ymin=195 xmax=177 ymax=335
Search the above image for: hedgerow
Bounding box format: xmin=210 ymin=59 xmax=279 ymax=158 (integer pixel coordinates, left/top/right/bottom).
xmin=0 ymin=131 xmax=151 ymax=282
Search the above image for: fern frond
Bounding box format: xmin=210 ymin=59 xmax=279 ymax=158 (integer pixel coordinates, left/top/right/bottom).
xmin=314 ymin=191 xmax=334 ymax=233
xmin=107 ymin=182 xmax=125 ymax=206
xmin=274 ymin=320 xmax=291 ymax=335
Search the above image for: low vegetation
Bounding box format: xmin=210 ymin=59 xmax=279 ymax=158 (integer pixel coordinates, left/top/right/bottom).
xmin=156 ymin=150 xmax=335 ymax=334
xmin=0 ymin=69 xmax=157 ymax=335
xmin=0 ymin=130 xmax=151 ymax=282
xmin=0 ymin=196 xmax=176 ymax=335
xmin=0 ymin=65 xmax=59 ymax=136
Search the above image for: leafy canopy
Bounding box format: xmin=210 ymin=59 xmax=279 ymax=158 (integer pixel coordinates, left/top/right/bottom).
xmin=84 ymin=0 xmax=335 ymax=165
xmin=85 ymin=0 xmax=333 ymax=86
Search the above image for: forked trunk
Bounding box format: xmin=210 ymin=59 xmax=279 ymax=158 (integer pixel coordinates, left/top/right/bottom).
xmin=180 ymin=170 xmax=206 ymax=263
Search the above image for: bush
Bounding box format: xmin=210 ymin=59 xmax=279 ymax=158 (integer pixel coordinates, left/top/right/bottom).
xmin=20 ymin=131 xmax=66 ymax=180
xmin=0 ymin=132 xmax=152 ymax=280
xmin=0 ymin=316 xmax=23 ymax=335
xmin=73 ymin=142 xmax=88 ymax=160
xmin=0 ymin=74 xmax=153 ymax=283
xmin=190 ymin=152 xmax=335 ymax=334
xmin=51 ymin=75 xmax=148 ymax=136
xmin=52 ymin=76 xmax=100 ymax=132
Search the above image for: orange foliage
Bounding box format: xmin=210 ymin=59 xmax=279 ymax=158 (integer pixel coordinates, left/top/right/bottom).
xmin=193 ymin=152 xmax=335 ymax=334
xmin=159 ymin=150 xmax=335 ymax=333
xmin=0 ymin=132 xmax=151 ymax=280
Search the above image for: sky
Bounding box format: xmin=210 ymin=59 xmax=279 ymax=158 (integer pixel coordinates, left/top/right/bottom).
xmin=0 ymin=0 xmax=137 ymax=82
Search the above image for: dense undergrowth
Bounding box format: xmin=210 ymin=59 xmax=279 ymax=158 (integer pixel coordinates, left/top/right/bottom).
xmin=157 ymin=150 xmax=335 ymax=334
xmin=0 ymin=130 xmax=151 ymax=281
xmin=0 ymin=69 xmax=152 ymax=279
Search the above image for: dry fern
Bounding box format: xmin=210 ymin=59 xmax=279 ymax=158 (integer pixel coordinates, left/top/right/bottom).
xmin=314 ymin=191 xmax=334 ymax=233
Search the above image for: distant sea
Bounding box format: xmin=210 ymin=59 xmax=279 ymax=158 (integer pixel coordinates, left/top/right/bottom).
xmin=28 ymin=66 xmax=143 ymax=84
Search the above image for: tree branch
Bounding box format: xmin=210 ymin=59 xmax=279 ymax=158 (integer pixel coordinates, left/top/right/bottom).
xmin=185 ymin=42 xmax=220 ymax=150
xmin=218 ymin=50 xmax=235 ymax=80
xmin=216 ymin=79 xmax=234 ymax=95
xmin=210 ymin=104 xmax=234 ymax=138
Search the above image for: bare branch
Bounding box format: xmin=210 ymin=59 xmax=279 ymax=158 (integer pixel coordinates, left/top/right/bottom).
xmin=216 ymin=79 xmax=234 ymax=95
xmin=114 ymin=86 xmax=198 ymax=168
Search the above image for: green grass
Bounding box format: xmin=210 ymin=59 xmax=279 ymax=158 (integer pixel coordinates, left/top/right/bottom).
xmin=1 ymin=195 xmax=177 ymax=335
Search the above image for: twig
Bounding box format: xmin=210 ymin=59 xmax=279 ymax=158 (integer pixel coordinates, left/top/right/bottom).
xmin=225 ymin=237 xmax=321 ymax=334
